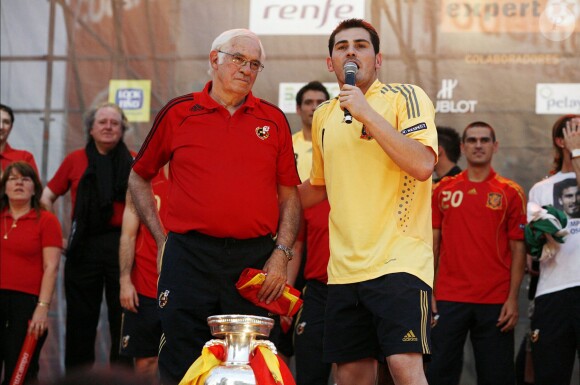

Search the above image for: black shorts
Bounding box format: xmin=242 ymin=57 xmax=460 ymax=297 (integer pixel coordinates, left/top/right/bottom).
xmin=157 ymin=231 xmax=280 ymax=384
xmin=323 ymin=272 xmax=432 ymax=363
xmin=120 ymin=295 xmax=161 ymax=358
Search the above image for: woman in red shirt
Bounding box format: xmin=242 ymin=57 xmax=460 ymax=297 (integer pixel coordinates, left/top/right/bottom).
xmin=0 ymin=161 xmax=62 ymax=384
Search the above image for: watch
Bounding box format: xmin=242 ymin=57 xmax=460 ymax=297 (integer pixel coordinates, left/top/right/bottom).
xmin=572 ymin=149 xmax=580 ymax=159
xmin=274 ymin=244 xmax=294 ymax=261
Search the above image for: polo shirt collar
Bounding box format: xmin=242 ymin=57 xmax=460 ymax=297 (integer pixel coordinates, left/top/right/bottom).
xmin=1 ymin=207 xmax=35 ymax=220
xmin=199 ymin=81 xmax=257 ymax=111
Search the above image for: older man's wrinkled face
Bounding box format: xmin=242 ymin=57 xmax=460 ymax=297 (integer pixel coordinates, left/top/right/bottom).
xmin=89 ymin=106 xmax=124 ymax=153
xmin=211 ymin=36 xmax=262 ymax=98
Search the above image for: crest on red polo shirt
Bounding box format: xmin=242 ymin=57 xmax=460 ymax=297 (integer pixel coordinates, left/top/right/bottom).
xmin=256 ymin=126 xmax=270 ymax=140
xmin=486 ymin=192 xmax=503 ymax=210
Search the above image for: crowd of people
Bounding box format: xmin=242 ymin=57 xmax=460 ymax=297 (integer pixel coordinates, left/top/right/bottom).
xmin=1 ymin=17 xmax=579 ymax=385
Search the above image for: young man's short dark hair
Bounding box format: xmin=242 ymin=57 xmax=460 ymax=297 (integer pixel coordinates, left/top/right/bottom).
xmin=462 ymin=121 xmax=496 ymax=143
xmin=328 ymin=18 xmax=380 ymax=55
xmin=437 ymin=126 xmax=461 ymax=164
xmin=295 ymin=81 xmax=330 ymax=106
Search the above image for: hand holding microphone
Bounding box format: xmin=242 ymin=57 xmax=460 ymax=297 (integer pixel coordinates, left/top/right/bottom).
xmin=343 ymin=62 xmax=358 ymax=124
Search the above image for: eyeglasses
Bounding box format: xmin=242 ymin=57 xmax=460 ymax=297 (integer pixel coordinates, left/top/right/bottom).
xmin=7 ymin=176 xmax=33 ymax=183
xmin=218 ymin=50 xmax=264 ymax=72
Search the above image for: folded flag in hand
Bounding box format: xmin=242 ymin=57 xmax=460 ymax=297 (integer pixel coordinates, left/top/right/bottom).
xmin=525 ymin=203 xmax=568 ymax=261
xmin=236 ymin=268 xmax=303 ymax=317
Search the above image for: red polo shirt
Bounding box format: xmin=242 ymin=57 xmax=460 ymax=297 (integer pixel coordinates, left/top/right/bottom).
xmin=133 ymin=81 xmax=300 ymax=239
xmin=47 ymin=149 xmax=129 ymax=227
xmin=0 ymin=143 xmax=39 ymax=176
xmin=1 ymin=208 xmax=62 ymax=295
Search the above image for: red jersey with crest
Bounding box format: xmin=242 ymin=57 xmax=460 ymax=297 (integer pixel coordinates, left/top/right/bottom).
xmin=132 ymin=81 xmax=300 ymax=239
xmin=432 ymin=169 xmax=526 ymax=304
xmin=131 ymin=169 xmax=169 ymax=298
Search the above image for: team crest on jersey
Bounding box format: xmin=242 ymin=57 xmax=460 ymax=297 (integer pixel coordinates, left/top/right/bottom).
xmin=159 ymin=289 xmax=170 ymax=308
xmin=122 ymin=335 xmax=130 ymax=349
xmin=256 ymin=126 xmax=270 ymax=140
xmin=486 ymin=192 xmax=503 ymax=210
xmin=296 ymin=322 xmax=306 ymax=335
xmin=530 ymin=329 xmax=540 ymax=343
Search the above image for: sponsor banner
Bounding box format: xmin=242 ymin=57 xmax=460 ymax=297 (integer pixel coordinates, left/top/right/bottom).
xmin=440 ymin=0 xmax=580 ymax=34
xmin=108 ymin=80 xmax=151 ymax=122
xmin=278 ymin=82 xmax=340 ymax=113
xmin=435 ymin=79 xmax=478 ymax=114
xmin=536 ymin=83 xmax=580 ymax=114
xmin=250 ymin=0 xmax=365 ymax=35
xmin=464 ymin=53 xmax=561 ymax=65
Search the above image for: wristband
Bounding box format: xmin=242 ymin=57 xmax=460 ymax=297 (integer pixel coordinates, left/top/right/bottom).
xmin=37 ymin=301 xmax=50 ymax=307
xmin=571 ymin=149 xmax=580 ymax=159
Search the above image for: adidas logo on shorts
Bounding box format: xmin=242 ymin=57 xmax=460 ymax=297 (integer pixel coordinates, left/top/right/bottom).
xmin=402 ymin=330 xmax=418 ymax=342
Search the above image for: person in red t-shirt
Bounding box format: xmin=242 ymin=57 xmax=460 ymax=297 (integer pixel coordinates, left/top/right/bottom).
xmin=0 ymin=104 xmax=39 ymax=178
xmin=40 ymin=102 xmax=134 ymax=371
xmin=428 ymin=121 xmax=527 ymax=385
xmin=283 ymin=81 xmax=334 ymax=385
xmin=129 ymin=28 xmax=301 ymax=385
xmin=0 ymin=161 xmax=62 ymax=383
xmin=119 ymin=165 xmax=168 ymax=381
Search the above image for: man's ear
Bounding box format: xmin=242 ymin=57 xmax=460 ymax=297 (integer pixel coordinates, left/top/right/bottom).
xmin=375 ymin=53 xmax=382 ymax=70
xmin=326 ymin=57 xmax=335 ymax=73
xmin=209 ymin=51 xmax=219 ymax=69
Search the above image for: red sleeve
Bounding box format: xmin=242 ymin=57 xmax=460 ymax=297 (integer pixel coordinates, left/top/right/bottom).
xmin=40 ymin=211 xmax=63 ymax=248
xmin=47 ymin=152 xmax=76 ymax=196
xmin=133 ymin=97 xmax=185 ymax=180
xmin=506 ymin=183 xmax=527 ymax=241
xmin=23 ymin=152 xmax=39 ymax=176
xmin=431 ymin=183 xmax=443 ymax=229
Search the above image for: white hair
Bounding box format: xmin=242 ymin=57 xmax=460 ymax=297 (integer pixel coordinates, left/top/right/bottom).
xmin=208 ymin=29 xmax=265 ymax=75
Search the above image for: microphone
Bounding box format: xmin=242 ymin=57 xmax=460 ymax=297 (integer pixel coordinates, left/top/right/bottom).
xmin=343 ymin=62 xmax=358 ymax=124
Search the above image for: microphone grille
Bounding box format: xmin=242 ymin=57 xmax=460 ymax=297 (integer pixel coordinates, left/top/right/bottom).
xmin=344 ymin=62 xmax=358 ymax=74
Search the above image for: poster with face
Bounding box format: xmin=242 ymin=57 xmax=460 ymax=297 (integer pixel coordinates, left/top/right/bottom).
xmin=553 ymin=178 xmax=580 ymax=218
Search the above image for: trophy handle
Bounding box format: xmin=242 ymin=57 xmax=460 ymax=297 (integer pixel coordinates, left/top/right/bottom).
xmin=251 ymin=339 xmax=278 ymax=355
xmin=204 ymin=339 xmax=227 ymax=349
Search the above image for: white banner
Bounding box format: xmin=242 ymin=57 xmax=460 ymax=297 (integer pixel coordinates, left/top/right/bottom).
xmin=250 ymin=0 xmax=365 ymax=35
xmin=536 ymin=83 xmax=580 ymax=114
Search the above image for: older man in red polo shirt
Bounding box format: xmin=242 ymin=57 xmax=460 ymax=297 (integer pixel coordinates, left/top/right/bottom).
xmin=129 ymin=28 xmax=301 ymax=385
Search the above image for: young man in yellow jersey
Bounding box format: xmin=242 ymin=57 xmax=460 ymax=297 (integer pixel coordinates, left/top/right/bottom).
xmin=298 ymin=18 xmax=437 ymax=385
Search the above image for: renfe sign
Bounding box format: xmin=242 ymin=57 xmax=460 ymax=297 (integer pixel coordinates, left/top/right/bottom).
xmin=250 ymin=0 xmax=366 ymax=35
